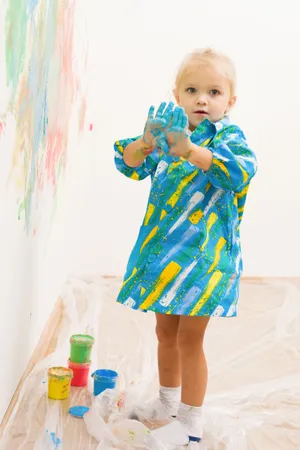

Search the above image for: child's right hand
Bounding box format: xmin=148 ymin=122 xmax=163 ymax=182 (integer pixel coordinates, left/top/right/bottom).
xmin=143 ymin=102 xmax=174 ymax=153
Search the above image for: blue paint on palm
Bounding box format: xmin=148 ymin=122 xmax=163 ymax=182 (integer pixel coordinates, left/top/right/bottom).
xmin=156 ymin=102 xmax=174 ymax=153
xmin=143 ymin=102 xmax=175 ymax=154
xmin=168 ymin=107 xmax=189 ymax=142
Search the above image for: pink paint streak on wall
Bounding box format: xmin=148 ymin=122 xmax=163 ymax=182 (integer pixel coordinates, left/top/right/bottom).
xmin=4 ymin=0 xmax=88 ymax=233
xmin=79 ymin=98 xmax=87 ymax=132
xmin=0 ymin=122 xmax=6 ymax=135
xmin=45 ymin=130 xmax=65 ymax=187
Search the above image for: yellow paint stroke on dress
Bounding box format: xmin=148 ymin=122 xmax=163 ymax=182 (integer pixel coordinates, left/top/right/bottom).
xmin=189 ymin=209 xmax=203 ymax=224
xmin=201 ymin=137 xmax=211 ymax=147
xmin=115 ymin=141 xmax=124 ymax=154
xmin=205 ymin=182 xmax=212 ymax=193
xmin=238 ymin=162 xmax=249 ymax=184
xmin=215 ymin=129 xmax=225 ymax=141
xmin=140 ymin=225 xmax=159 ymax=252
xmin=207 ymin=237 xmax=227 ymax=273
xmin=140 ymin=286 xmax=146 ymax=295
xmin=190 ymin=270 xmax=223 ymax=316
xmin=167 ymin=171 xmax=198 ymax=208
xmin=168 ymin=160 xmax=182 ymax=173
xmin=166 ymin=304 xmax=176 ymax=315
xmin=236 ymin=184 xmax=249 ymax=198
xmin=144 ymin=203 xmax=155 ymax=225
xmin=233 ymin=196 xmax=238 ymax=207
xmin=200 ymin=212 xmax=218 ymax=251
xmin=160 ymin=210 xmax=167 ymax=220
xmin=121 ymin=267 xmax=137 ymax=288
xmin=172 ymin=161 xmax=182 ymax=167
xmin=130 ymin=171 xmax=139 ymax=180
xmin=140 ymin=261 xmax=182 ymax=309
xmin=212 ymin=158 xmax=230 ymax=179
xmin=238 ymin=206 xmax=244 ymax=214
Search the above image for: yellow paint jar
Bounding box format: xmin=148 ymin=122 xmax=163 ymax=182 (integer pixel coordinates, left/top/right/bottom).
xmin=48 ymin=367 xmax=73 ymax=400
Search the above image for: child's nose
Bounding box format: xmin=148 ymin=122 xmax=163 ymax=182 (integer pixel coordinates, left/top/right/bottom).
xmin=196 ymin=93 xmax=208 ymax=105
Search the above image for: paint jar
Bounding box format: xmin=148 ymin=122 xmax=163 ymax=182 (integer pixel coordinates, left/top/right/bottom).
xmin=70 ymin=334 xmax=95 ymax=364
xmin=48 ymin=367 xmax=73 ymax=400
xmin=68 ymin=359 xmax=91 ymax=387
xmin=91 ymin=369 xmax=118 ymax=396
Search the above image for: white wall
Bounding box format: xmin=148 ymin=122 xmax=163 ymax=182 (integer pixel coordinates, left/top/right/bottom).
xmin=81 ymin=0 xmax=300 ymax=278
xmin=1 ymin=0 xmax=300 ymax=421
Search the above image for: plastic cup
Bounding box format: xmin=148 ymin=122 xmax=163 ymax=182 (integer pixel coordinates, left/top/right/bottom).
xmin=68 ymin=359 xmax=91 ymax=387
xmin=70 ymin=334 xmax=94 ymax=363
xmin=91 ymin=369 xmax=118 ymax=396
xmin=48 ymin=367 xmax=73 ymax=400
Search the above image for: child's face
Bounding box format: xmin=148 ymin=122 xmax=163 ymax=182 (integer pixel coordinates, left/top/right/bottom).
xmin=174 ymin=62 xmax=236 ymax=131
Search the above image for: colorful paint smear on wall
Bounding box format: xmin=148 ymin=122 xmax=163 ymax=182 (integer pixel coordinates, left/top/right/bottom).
xmin=4 ymin=0 xmax=87 ymax=232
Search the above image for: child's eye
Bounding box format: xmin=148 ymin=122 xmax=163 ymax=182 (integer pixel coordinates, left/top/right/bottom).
xmin=186 ymin=87 xmax=196 ymax=94
xmin=209 ymin=89 xmax=220 ymax=96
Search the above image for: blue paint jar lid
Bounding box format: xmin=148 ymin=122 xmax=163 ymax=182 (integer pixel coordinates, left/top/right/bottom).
xmin=69 ymin=406 xmax=90 ymax=418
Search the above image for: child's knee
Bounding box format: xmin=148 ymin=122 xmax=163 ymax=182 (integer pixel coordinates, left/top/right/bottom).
xmin=155 ymin=324 xmax=178 ymax=346
xmin=177 ymin=329 xmax=205 ymax=351
xmin=177 ymin=316 xmax=209 ymax=350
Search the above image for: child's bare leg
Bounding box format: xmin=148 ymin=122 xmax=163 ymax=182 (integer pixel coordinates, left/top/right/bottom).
xmin=178 ymin=315 xmax=210 ymax=406
xmin=129 ymin=313 xmax=181 ymax=422
xmin=155 ymin=312 xmax=181 ymax=387
xmin=152 ymin=316 xmax=210 ymax=443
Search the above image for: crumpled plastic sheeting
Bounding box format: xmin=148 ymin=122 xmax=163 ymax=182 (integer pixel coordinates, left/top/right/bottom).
xmin=0 ymin=276 xmax=299 ymax=449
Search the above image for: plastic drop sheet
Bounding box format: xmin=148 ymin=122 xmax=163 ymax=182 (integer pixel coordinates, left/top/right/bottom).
xmin=0 ymin=276 xmax=299 ymax=450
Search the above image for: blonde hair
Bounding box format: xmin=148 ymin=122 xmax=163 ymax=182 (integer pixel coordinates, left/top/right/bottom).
xmin=175 ymin=48 xmax=236 ymax=96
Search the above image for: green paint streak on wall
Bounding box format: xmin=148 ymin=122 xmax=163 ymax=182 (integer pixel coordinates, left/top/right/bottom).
xmin=5 ymin=0 xmax=29 ymax=95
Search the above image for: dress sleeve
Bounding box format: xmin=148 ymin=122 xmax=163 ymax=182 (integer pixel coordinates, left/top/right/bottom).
xmin=205 ymin=125 xmax=258 ymax=192
xmin=114 ymin=136 xmax=159 ymax=181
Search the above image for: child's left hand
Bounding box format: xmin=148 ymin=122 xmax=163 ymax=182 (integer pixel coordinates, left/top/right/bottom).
xmin=165 ymin=107 xmax=192 ymax=159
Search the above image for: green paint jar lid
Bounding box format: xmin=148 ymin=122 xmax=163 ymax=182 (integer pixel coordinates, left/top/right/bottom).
xmin=70 ymin=334 xmax=95 ymax=347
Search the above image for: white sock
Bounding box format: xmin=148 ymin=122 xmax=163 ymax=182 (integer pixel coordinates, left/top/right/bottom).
xmin=177 ymin=402 xmax=203 ymax=438
xmin=159 ymin=385 xmax=181 ymax=416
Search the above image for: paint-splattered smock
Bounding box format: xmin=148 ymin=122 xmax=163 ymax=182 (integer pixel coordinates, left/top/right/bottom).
xmin=114 ymin=117 xmax=257 ymax=317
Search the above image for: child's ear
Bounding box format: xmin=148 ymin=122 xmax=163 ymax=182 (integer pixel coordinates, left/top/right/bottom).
xmin=173 ymin=88 xmax=180 ymax=105
xmin=227 ymin=95 xmax=237 ymax=111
